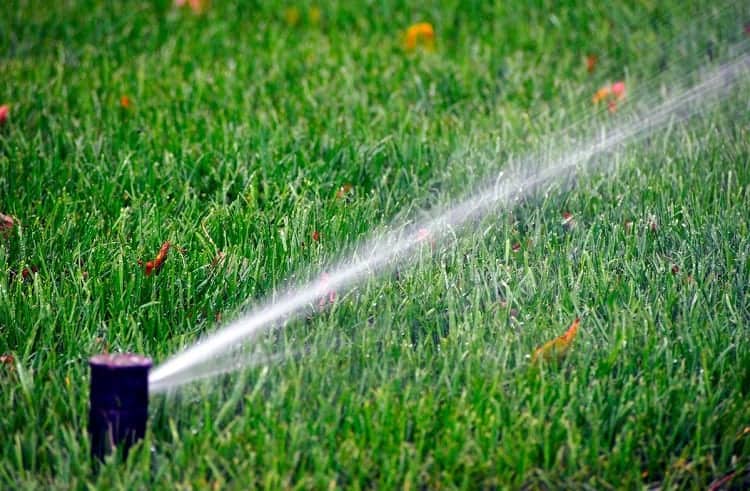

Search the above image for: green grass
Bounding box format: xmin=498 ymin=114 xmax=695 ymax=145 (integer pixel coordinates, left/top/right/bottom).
xmin=1 ymin=0 xmax=750 ymax=488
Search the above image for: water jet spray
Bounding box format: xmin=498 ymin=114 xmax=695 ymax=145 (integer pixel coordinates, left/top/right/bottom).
xmin=88 ymin=354 xmax=152 ymax=460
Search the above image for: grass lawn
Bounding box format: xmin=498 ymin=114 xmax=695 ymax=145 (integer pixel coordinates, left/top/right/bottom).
xmin=1 ymin=0 xmax=750 ymax=488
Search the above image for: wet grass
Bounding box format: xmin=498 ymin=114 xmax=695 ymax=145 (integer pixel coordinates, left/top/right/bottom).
xmin=1 ymin=0 xmax=749 ymax=488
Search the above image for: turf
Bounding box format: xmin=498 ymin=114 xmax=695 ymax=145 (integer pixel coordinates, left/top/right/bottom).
xmin=1 ymin=0 xmax=750 ymax=489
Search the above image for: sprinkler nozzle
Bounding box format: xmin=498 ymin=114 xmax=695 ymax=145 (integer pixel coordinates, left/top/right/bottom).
xmin=88 ymin=353 xmax=152 ymax=460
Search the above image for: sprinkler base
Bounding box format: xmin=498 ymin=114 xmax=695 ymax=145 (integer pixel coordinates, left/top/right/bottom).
xmin=88 ymin=353 xmax=152 ymax=460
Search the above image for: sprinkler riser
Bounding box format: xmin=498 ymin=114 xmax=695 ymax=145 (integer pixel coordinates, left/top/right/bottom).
xmin=88 ymin=354 xmax=152 ymax=460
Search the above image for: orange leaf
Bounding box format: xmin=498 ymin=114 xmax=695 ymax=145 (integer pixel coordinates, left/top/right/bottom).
xmin=143 ymin=241 xmax=170 ymax=276
xmin=120 ymin=95 xmax=133 ymax=110
xmin=592 ymin=86 xmax=611 ymax=104
xmin=532 ymin=318 xmax=580 ymax=363
xmin=403 ymin=22 xmax=435 ymax=52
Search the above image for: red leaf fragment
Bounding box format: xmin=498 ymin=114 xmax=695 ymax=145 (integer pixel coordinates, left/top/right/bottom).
xmin=0 ymin=213 xmax=13 ymax=238
xmin=312 ymin=230 xmax=320 ymax=242
xmin=21 ymin=266 xmax=38 ymax=280
xmin=562 ymin=211 xmax=576 ymax=230
xmin=648 ymin=216 xmax=659 ymax=232
xmin=611 ymin=81 xmax=626 ymax=98
xmin=10 ymin=265 xmax=38 ymax=283
xmin=707 ymin=470 xmax=737 ymax=491
xmin=0 ymin=105 xmax=8 ymax=126
xmin=593 ymin=81 xmax=626 ymax=113
xmin=120 ymin=95 xmax=133 ymax=110
xmin=0 ymin=354 xmax=14 ymax=366
xmin=511 ymin=242 xmax=521 ymax=253
xmin=143 ymin=241 xmax=170 ymax=276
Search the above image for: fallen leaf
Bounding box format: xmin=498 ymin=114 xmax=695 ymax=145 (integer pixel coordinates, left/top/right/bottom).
xmin=648 ymin=215 xmax=659 ymax=232
xmin=120 ymin=95 xmax=132 ymax=110
xmin=707 ymin=470 xmax=737 ymax=491
xmin=312 ymin=230 xmax=320 ymax=242
xmin=175 ymin=0 xmax=209 ymax=14
xmin=284 ymin=6 xmax=301 ymax=26
xmin=403 ymin=22 xmax=435 ymax=52
xmin=190 ymin=0 xmax=210 ymax=13
xmin=0 ymin=105 xmax=8 ymax=125
xmin=586 ymin=54 xmax=597 ymax=73
xmin=0 ymin=354 xmax=14 ymax=366
xmin=611 ymin=81 xmax=626 ymax=99
xmin=210 ymin=251 xmax=226 ymax=268
xmin=0 ymin=213 xmax=13 ymax=237
xmin=593 ymin=81 xmax=626 ymax=112
xmin=671 ymin=264 xmax=680 ymax=275
xmin=335 ymin=183 xmax=353 ymax=200
xmin=592 ymin=86 xmax=611 ymax=104
xmin=141 ymin=241 xmax=170 ymax=276
xmin=562 ymin=211 xmax=575 ymax=230
xmin=532 ymin=318 xmax=580 ymax=363
xmin=10 ymin=265 xmax=39 ymax=283
xmin=511 ymin=242 xmax=521 ymax=253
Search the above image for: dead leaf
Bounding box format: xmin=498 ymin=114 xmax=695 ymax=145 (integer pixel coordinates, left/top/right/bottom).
xmin=335 ymin=183 xmax=354 ymax=200
xmin=532 ymin=318 xmax=580 ymax=363
xmin=586 ymin=54 xmax=597 ymax=73
xmin=141 ymin=241 xmax=170 ymax=276
xmin=562 ymin=211 xmax=575 ymax=230
xmin=210 ymin=250 xmax=226 ymax=268
xmin=120 ymin=95 xmax=133 ymax=110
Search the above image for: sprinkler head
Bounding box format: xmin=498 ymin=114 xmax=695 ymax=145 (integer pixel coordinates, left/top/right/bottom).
xmin=88 ymin=353 xmax=152 ymax=460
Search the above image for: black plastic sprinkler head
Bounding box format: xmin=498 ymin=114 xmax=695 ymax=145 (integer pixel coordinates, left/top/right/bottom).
xmin=89 ymin=353 xmax=152 ymax=460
